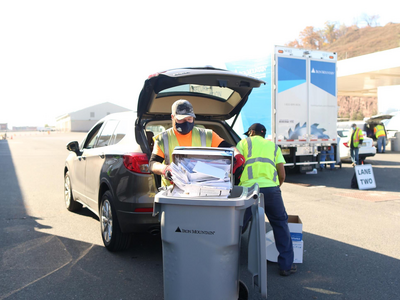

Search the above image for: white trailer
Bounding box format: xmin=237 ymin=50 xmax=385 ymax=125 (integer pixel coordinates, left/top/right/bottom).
xmin=226 ymin=46 xmax=338 ymax=172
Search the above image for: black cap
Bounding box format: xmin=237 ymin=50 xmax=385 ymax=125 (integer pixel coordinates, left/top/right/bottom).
xmin=171 ymin=99 xmax=196 ymax=120
xmin=245 ymin=123 xmax=266 ymax=136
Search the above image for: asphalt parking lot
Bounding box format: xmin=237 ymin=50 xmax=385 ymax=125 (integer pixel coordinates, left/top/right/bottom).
xmin=1 ymin=132 xmax=399 ymax=300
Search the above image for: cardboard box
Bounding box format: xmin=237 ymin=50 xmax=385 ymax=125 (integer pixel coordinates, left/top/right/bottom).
xmin=288 ymin=215 xmax=303 ymax=241
xmin=265 ymin=215 xmax=304 ymax=263
xmin=265 ymin=231 xmax=304 ymax=263
xmin=293 ymin=240 xmax=303 ymax=263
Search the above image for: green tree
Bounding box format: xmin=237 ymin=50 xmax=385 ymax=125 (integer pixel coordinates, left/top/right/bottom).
xmin=323 ymin=21 xmax=337 ymax=44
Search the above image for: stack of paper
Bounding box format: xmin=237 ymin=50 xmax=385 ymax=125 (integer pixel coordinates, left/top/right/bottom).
xmin=169 ymin=158 xmax=232 ymax=197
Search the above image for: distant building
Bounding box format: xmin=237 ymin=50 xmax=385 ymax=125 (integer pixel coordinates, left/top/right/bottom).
xmin=56 ymin=102 xmax=132 ymax=132
xmin=12 ymin=126 xmax=38 ymax=131
xmin=0 ymin=123 xmax=7 ymax=130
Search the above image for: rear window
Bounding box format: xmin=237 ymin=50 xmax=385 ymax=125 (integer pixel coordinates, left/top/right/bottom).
xmin=96 ymin=120 xmax=119 ymax=147
xmin=111 ymin=120 xmax=128 ymax=144
xmin=337 ymin=130 xmax=349 ymax=138
xmin=158 ymin=84 xmax=235 ymax=102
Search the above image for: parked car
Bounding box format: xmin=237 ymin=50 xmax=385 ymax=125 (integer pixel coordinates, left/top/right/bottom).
xmin=337 ymin=128 xmax=376 ymax=163
xmin=64 ymin=67 xmax=264 ymax=251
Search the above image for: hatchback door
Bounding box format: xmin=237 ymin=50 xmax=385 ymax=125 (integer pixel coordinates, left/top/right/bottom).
xmin=136 ymin=67 xmax=265 ymax=123
xmin=365 ymin=114 xmax=393 ymax=124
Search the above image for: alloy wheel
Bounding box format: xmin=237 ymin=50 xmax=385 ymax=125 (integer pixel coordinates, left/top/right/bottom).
xmin=64 ymin=175 xmax=71 ymax=206
xmin=101 ymin=199 xmax=113 ymax=243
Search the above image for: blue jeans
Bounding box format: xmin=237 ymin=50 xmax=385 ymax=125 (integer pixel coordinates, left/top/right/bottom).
xmin=244 ymin=186 xmax=294 ymax=270
xmin=377 ymin=136 xmax=386 ymax=153
xmin=350 ymin=147 xmax=359 ymax=165
xmin=320 ymin=147 xmax=335 ymax=169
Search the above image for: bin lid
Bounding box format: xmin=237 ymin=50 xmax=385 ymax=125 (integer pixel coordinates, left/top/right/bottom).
xmin=247 ymin=193 xmax=267 ymax=298
xmin=154 ymin=185 xmax=258 ymax=207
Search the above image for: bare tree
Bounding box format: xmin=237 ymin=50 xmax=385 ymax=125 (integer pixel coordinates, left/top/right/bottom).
xmin=361 ymin=13 xmax=380 ymax=27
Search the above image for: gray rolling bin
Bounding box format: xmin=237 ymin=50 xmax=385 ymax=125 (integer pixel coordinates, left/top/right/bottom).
xmin=153 ymin=184 xmax=267 ymax=300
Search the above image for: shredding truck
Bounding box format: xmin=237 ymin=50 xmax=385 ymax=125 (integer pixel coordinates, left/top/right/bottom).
xmin=225 ymin=46 xmax=338 ymax=172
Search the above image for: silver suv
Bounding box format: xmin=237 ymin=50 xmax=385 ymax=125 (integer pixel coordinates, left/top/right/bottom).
xmin=64 ymin=67 xmax=264 ymax=251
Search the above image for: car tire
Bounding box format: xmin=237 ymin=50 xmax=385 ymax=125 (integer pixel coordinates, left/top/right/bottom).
xmin=64 ymin=171 xmax=82 ymax=211
xmin=100 ymin=191 xmax=131 ymax=251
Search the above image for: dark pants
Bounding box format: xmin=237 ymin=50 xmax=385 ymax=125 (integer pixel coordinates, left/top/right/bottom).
xmin=244 ymin=186 xmax=294 ymax=270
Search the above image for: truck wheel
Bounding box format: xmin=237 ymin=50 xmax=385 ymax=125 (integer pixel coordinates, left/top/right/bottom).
xmin=100 ymin=191 xmax=131 ymax=251
xmin=64 ymin=171 xmax=82 ymax=211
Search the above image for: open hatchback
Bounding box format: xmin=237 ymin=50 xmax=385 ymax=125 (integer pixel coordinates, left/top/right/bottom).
xmin=135 ymin=67 xmax=265 ymax=182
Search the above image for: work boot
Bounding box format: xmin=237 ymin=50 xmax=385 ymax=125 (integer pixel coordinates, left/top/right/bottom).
xmin=279 ymin=264 xmax=297 ymax=276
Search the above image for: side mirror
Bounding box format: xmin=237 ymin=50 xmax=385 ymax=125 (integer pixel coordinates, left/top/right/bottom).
xmin=66 ymin=141 xmax=81 ymax=155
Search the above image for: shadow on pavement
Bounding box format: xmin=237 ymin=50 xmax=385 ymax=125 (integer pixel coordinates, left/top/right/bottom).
xmin=74 ymin=206 xmax=100 ymax=221
xmin=1 ymin=233 xmax=163 ymax=300
xmin=0 ymin=140 xmax=164 ymax=300
xmin=240 ymin=231 xmax=399 ymax=300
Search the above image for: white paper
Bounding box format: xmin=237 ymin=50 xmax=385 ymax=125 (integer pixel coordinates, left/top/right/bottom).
xmin=192 ymin=161 xmax=227 ymax=180
xmin=167 ymin=155 xmax=232 ymax=198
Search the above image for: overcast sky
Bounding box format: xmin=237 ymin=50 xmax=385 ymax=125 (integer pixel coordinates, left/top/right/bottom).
xmin=1 ymin=0 xmax=399 ymax=127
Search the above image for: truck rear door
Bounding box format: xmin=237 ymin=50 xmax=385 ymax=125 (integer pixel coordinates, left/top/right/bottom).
xmin=274 ymin=46 xmax=337 ymax=146
xmin=308 ymin=52 xmax=337 ymax=144
xmin=274 ymin=49 xmax=308 ymax=145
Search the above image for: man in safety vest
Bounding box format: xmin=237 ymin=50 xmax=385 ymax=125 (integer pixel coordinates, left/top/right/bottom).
xmin=350 ymin=123 xmax=364 ymax=166
xmin=237 ymin=123 xmax=296 ymax=277
xmin=374 ymin=123 xmax=387 ymax=153
xmin=149 ymin=99 xmax=245 ymax=186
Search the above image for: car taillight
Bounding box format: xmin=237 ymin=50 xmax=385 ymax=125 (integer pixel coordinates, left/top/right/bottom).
xmin=134 ymin=208 xmax=153 ymax=213
xmin=343 ymin=142 xmax=349 ymax=148
xmin=123 ymin=153 xmax=150 ymax=174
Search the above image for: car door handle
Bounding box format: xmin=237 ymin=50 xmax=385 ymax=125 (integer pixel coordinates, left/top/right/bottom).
xmin=99 ymin=153 xmax=105 ymax=159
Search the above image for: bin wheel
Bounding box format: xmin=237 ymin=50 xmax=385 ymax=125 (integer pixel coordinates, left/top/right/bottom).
xmin=238 ymin=280 xmax=249 ymax=300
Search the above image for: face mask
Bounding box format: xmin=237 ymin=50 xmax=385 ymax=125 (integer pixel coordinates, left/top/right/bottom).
xmin=175 ymin=121 xmax=194 ymax=135
xmin=352 ymin=127 xmax=356 ymax=130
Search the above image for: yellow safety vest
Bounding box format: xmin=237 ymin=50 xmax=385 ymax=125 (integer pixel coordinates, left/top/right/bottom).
xmin=375 ymin=125 xmax=385 ymax=138
xmin=351 ymin=128 xmax=363 ymax=147
xmin=238 ymin=136 xmax=282 ymax=188
xmin=155 ymin=126 xmax=213 ymax=186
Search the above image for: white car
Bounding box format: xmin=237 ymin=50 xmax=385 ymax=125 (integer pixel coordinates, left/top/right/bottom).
xmin=337 ymin=129 xmax=376 ymax=163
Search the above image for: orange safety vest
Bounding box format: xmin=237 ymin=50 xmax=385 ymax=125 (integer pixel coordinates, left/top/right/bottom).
xmin=154 ymin=127 xmax=213 ymax=186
